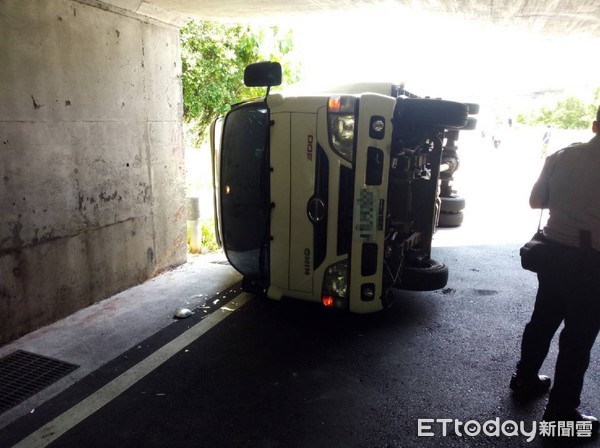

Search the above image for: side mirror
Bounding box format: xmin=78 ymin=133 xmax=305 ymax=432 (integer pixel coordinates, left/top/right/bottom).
xmin=244 ymin=61 xmax=282 ymax=88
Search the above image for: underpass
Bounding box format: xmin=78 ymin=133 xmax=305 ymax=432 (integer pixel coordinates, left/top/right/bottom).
xmin=3 ymin=1 xmax=599 ymax=446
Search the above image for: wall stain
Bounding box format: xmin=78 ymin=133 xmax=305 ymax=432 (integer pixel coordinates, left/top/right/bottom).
xmin=0 ymin=285 xmax=12 ymax=299
xmin=138 ymin=182 xmax=150 ymax=202
xmin=10 ymin=222 xmax=24 ymax=247
xmin=78 ymin=193 xmax=85 ymax=211
xmin=30 ymin=95 xmax=43 ymax=110
xmin=99 ymin=191 xmax=121 ymax=202
xmin=33 ymin=227 xmax=56 ymax=245
xmin=147 ymin=247 xmax=154 ymax=266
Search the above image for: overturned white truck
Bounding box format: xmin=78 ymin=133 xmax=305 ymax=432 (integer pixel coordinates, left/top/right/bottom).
xmin=211 ymin=62 xmax=478 ymax=313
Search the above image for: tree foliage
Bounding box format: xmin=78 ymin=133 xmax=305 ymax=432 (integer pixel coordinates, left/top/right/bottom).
xmin=180 ymin=21 xmax=298 ymax=143
xmin=517 ymin=89 xmax=600 ymax=130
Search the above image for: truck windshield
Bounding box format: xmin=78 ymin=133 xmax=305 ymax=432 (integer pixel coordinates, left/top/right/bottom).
xmin=220 ymin=102 xmax=270 ymax=280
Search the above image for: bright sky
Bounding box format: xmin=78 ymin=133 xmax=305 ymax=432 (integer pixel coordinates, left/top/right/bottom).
xmin=286 ymin=2 xmax=597 ymax=104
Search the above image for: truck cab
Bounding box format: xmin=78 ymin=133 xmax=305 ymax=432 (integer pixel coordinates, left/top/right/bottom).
xmin=211 ymin=62 xmax=477 ymax=313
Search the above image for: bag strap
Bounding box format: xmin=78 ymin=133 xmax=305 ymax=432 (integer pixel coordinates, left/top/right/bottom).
xmin=536 ymin=209 xmax=544 ymax=234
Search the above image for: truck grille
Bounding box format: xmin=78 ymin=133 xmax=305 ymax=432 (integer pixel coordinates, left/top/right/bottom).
xmin=337 ymin=165 xmax=354 ymax=255
xmin=313 ymin=145 xmax=329 ymax=270
xmin=365 ymin=147 xmax=384 ymax=185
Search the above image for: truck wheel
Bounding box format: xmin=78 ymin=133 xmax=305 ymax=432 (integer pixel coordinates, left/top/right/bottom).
xmin=381 ymin=287 xmax=396 ymax=309
xmin=464 ymin=103 xmax=480 ymax=115
xmin=394 ymin=99 xmax=468 ymax=129
xmin=464 ymin=116 xmax=478 ymax=130
xmin=399 ymin=259 xmax=449 ymax=291
xmin=440 ymin=195 xmax=465 ymax=213
xmin=438 ymin=211 xmax=464 ymax=227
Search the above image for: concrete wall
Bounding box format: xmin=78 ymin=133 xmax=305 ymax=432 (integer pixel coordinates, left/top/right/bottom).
xmin=0 ymin=0 xmax=187 ymax=344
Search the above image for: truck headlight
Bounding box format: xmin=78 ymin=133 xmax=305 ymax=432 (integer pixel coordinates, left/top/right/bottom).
xmin=322 ymin=259 xmax=349 ymax=298
xmin=328 ymin=96 xmax=357 ymax=162
xmin=330 ymin=115 xmax=355 ymax=160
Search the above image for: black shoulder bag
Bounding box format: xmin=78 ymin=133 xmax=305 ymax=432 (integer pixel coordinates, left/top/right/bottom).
xmin=520 ymin=210 xmax=550 ymax=273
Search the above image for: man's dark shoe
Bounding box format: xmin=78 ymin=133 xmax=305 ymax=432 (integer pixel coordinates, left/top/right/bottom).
xmin=542 ymin=407 xmax=600 ymax=436
xmin=509 ymin=373 xmax=551 ymax=398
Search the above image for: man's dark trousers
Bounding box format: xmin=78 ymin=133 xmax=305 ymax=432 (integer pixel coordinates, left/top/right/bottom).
xmin=518 ymin=244 xmax=600 ymax=411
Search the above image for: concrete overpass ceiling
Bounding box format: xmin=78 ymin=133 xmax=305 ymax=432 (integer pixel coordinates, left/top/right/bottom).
xmin=96 ymin=0 xmax=599 ymax=100
xmin=101 ymin=0 xmax=600 ymax=37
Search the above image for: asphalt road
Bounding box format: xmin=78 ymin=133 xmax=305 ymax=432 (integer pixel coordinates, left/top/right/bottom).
xmin=3 ymin=241 xmax=599 ymax=448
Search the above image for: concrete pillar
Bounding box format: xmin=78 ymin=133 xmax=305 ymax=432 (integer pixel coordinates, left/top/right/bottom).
xmin=187 ymin=197 xmax=201 ymax=253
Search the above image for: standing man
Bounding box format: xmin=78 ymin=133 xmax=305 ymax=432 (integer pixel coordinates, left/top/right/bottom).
xmin=541 ymin=126 xmax=552 ymax=158
xmin=510 ymin=106 xmax=600 ymax=433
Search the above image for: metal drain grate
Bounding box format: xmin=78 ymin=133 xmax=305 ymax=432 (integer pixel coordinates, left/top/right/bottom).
xmin=0 ymin=350 xmax=79 ymax=414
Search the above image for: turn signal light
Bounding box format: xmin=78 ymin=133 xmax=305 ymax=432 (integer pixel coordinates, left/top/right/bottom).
xmin=328 ymin=95 xmax=356 ymax=114
xmin=328 ymin=96 xmax=341 ymax=113
xmin=322 ymin=295 xmax=334 ymax=307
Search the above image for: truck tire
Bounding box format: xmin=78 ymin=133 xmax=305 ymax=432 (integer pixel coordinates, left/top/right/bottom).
xmin=399 ymin=258 xmax=449 ymax=291
xmin=394 ymin=99 xmax=468 ymax=129
xmin=464 ymin=116 xmax=478 ymax=130
xmin=438 ymin=211 xmax=464 ymax=227
xmin=440 ymin=195 xmax=465 ymax=213
xmin=464 ymin=103 xmax=480 ymax=115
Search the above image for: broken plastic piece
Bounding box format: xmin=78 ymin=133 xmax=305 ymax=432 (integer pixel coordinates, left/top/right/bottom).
xmin=174 ymin=308 xmax=192 ymax=319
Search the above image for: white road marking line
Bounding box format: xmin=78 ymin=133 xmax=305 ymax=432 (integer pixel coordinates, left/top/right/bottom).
xmin=12 ymin=292 xmax=252 ymax=448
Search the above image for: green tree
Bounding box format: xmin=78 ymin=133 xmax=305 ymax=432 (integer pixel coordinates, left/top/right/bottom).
xmin=553 ymin=96 xmax=589 ymax=129
xmin=516 ymin=90 xmax=600 ymax=130
xmin=180 ymin=21 xmax=298 ymax=143
xmin=589 ymin=87 xmax=600 ymax=117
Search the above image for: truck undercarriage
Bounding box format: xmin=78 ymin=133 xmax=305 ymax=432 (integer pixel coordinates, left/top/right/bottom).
xmin=382 ymin=97 xmax=477 ymax=296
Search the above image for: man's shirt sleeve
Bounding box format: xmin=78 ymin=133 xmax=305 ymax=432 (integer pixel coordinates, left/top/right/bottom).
xmin=529 ymin=156 xmax=555 ymax=209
